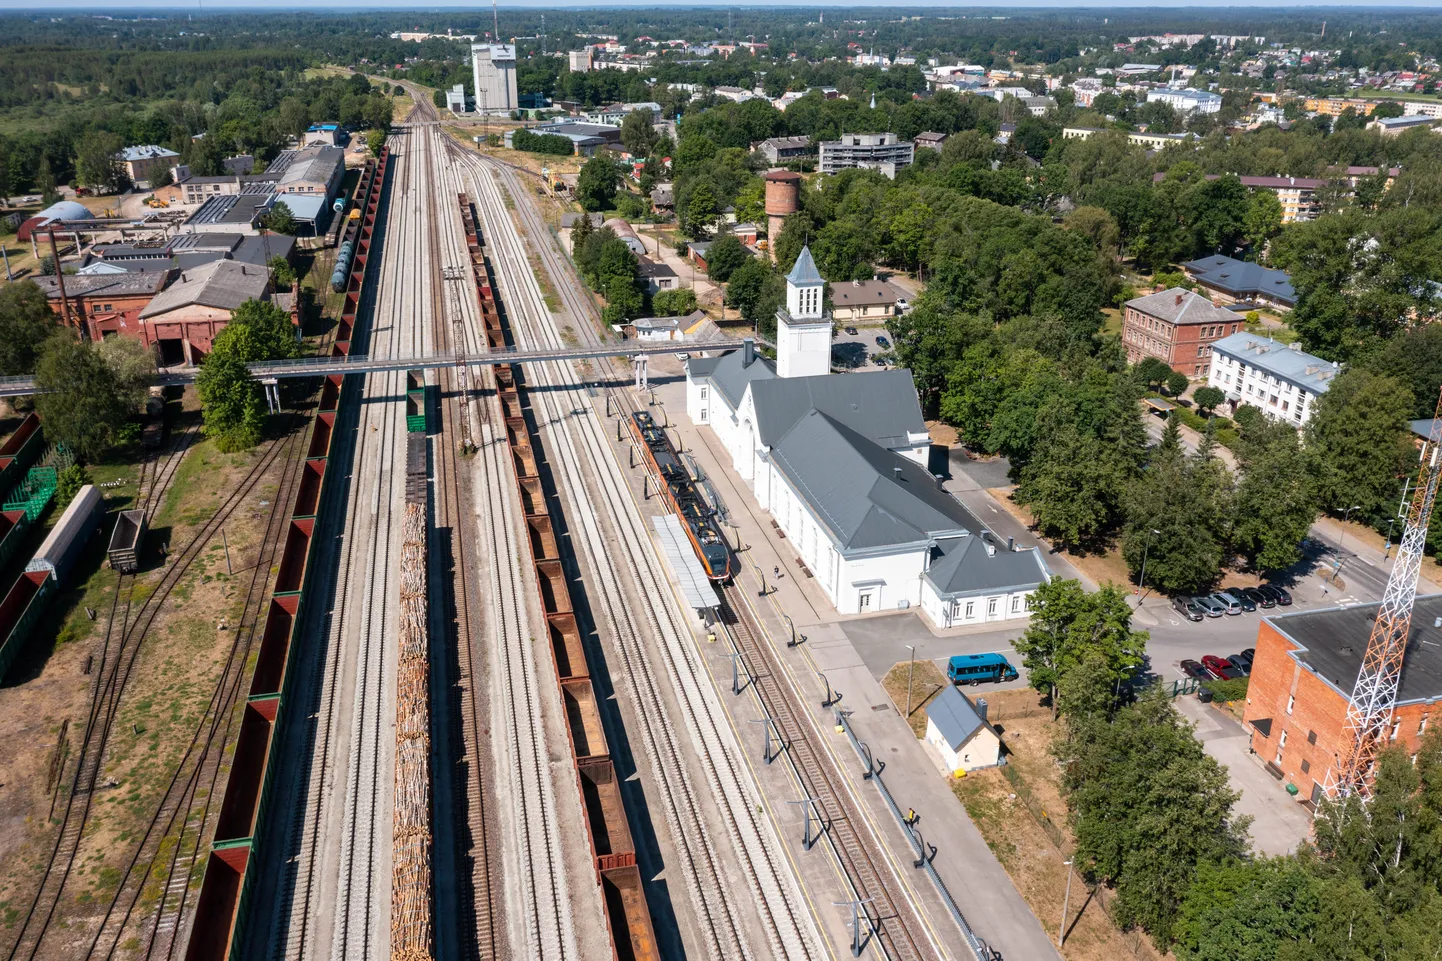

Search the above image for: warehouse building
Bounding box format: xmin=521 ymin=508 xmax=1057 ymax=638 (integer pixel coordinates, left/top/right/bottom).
xmin=684 ymin=247 xmax=1049 ymax=622
xmin=1242 ymin=597 xmax=1442 ymax=804
xmin=472 ymin=43 xmax=519 ymax=114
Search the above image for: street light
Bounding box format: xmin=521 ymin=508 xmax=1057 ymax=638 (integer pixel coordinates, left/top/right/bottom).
xmin=1137 ymin=529 xmax=1161 ymax=601
xmin=904 ymin=644 xmax=917 ymax=722
xmin=1337 ymin=504 xmax=1363 ymax=555
xmin=1058 ymin=859 xmax=1074 ymax=948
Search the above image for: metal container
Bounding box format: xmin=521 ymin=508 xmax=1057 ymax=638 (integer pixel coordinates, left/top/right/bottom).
xmin=107 ymin=509 xmax=147 ymax=574
xmin=26 ymin=484 xmax=103 ymax=588
xmin=0 ymin=570 xmax=54 ymax=682
xmin=0 ymin=509 xmax=29 ymax=572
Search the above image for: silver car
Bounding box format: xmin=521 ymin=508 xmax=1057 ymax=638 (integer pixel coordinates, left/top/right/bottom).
xmin=1209 ymin=592 xmax=1242 ymax=615
xmin=1194 ymin=595 xmax=1226 ymax=618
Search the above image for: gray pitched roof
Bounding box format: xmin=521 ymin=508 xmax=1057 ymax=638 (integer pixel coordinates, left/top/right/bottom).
xmin=707 ymin=347 xmax=777 ymax=408
xmin=924 ymin=533 xmax=1050 ymax=599
xmin=33 ymin=271 xmax=170 ymax=299
xmin=768 ymin=411 xmax=974 ymax=552
xmin=749 ymin=367 xmax=925 ymax=449
xmin=830 ymin=279 xmax=898 ymax=308
xmin=1183 ymin=255 xmax=1297 ymax=305
xmin=1126 ymin=287 xmax=1241 ymax=326
xmin=927 ymin=686 xmax=989 ymax=749
xmin=787 ymin=245 xmax=823 ymax=286
xmin=1210 ymin=332 xmax=1339 ymax=396
xmin=140 ymin=260 xmax=269 ymax=319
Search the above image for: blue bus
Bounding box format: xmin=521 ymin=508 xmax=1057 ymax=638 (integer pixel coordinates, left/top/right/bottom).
xmin=947 ymin=652 xmax=1018 ymax=686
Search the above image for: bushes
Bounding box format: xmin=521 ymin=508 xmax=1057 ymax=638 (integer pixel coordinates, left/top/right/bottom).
xmin=1202 ymin=676 xmax=1248 ymax=703
xmin=511 ymin=128 xmax=574 ymax=157
xmin=652 ymin=288 xmax=697 ymax=317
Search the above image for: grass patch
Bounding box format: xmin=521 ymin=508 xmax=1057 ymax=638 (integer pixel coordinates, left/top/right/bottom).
xmin=881 ymin=659 xmax=949 ymax=737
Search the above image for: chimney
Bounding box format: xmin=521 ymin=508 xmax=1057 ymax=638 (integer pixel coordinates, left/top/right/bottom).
xmin=975 ymin=697 xmax=988 ymax=721
xmin=742 ymin=337 xmax=755 ymax=368
xmin=1175 ymin=292 xmax=1184 ymax=306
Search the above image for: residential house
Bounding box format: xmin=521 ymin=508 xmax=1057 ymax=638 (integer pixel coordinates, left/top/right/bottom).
xmin=1207 ymin=333 xmax=1338 ymax=426
xmin=1122 ymin=287 xmax=1245 ymax=377
xmin=914 ymin=131 xmax=949 ymax=151
xmin=755 ymin=136 xmax=816 ymax=164
xmin=925 ymin=686 xmax=1003 ymax=774
xmin=637 ymin=257 xmax=679 ymax=294
xmin=828 ymin=279 xmax=899 ymax=324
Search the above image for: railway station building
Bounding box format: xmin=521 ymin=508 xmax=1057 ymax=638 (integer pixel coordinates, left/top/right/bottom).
xmin=1241 ymin=597 xmax=1442 ymax=804
xmin=684 ymin=247 xmax=1049 ymax=624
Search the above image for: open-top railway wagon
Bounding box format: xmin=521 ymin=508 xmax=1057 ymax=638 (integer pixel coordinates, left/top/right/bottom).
xmin=628 ymin=410 xmax=733 ymax=582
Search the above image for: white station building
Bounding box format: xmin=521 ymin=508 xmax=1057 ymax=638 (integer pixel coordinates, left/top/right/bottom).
xmin=684 ymin=247 xmax=1049 ymax=624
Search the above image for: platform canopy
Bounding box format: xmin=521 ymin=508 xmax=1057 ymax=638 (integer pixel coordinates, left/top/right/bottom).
xmin=651 ymin=514 xmax=719 ymax=612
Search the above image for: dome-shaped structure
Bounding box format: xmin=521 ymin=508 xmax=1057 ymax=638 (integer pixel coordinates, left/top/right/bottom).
xmin=18 ymin=200 xmax=93 ymax=242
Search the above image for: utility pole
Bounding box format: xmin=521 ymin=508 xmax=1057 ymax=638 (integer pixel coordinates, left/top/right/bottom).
xmin=904 ymin=644 xmax=917 ymax=721
xmin=47 ymin=228 xmax=72 ymax=329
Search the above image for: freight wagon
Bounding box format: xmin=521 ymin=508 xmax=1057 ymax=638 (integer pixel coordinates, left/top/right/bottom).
xmin=0 ymin=414 xmax=44 ymax=500
xmin=107 ymin=509 xmax=147 ymax=574
xmin=26 ymin=485 xmax=104 ymax=589
xmin=0 ymin=570 xmax=54 ymax=682
xmin=0 ymin=509 xmax=30 ymax=572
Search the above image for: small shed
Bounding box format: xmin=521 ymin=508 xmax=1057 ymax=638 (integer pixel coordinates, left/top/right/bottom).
xmin=925 ymin=685 xmax=1002 ymax=774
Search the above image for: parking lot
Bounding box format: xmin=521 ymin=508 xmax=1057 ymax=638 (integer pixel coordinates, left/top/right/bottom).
xmin=830 ymin=326 xmax=894 ymax=372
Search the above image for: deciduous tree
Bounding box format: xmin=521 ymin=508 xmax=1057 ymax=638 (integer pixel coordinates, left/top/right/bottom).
xmin=1013 ymin=578 xmax=1147 ymax=715
xmin=33 ymin=333 xmax=130 ymax=461
xmin=0 ymin=280 xmax=60 ymax=375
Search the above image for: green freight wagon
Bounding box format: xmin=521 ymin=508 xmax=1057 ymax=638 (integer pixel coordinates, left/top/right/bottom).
xmin=0 ymin=414 xmax=44 ymax=502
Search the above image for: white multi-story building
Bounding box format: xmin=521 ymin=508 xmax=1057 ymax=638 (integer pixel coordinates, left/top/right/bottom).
xmin=1146 ymin=87 xmax=1223 ymax=114
xmin=471 ymin=43 xmax=518 ymax=115
xmin=819 ymin=132 xmax=915 ymax=179
xmin=568 ymin=47 xmax=593 ymax=72
xmin=1207 ymin=333 xmax=1339 ymax=427
xmin=683 ymin=247 xmax=1050 ymax=624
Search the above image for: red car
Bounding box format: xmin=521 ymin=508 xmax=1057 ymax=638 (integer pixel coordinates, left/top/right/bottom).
xmin=1201 ymin=655 xmax=1242 ymax=680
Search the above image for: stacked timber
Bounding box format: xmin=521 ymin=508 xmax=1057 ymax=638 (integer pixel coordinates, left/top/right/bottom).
xmin=391 ymin=501 xmax=432 ymax=960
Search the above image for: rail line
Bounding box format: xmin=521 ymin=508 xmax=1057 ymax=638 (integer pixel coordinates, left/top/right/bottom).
xmin=3 ymin=415 xmax=302 ymax=961
xmin=447 ymin=136 xmax=828 ymax=961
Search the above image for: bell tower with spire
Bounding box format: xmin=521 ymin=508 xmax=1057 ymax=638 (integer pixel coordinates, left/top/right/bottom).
xmin=776 ymin=246 xmax=832 ymax=378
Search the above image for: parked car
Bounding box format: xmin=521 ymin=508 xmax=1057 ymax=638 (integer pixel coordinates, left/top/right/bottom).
xmin=1209 ymin=592 xmax=1243 ymax=615
xmin=1172 ymin=596 xmax=1205 ymax=622
xmin=875 ymin=335 xmax=891 ymax=348
xmin=845 ymin=326 xmax=858 ymax=336
xmin=1222 ymin=587 xmax=1257 ymax=612
xmin=1200 ymin=655 xmax=1233 ymax=678
xmin=1258 ymin=584 xmax=1293 ymax=606
xmin=1227 ymin=654 xmax=1251 ymax=676
xmin=896 ymin=298 xmax=910 ymax=312
xmin=1241 ymin=587 xmax=1274 ymax=609
xmin=1180 ymin=659 xmax=1210 ymax=680
xmin=1194 ymin=595 xmax=1227 ymax=618
xmin=1242 ymin=647 xmax=1255 ymax=663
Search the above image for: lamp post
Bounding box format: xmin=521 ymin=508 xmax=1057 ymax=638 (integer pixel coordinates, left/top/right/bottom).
xmin=1137 ymin=528 xmax=1161 ymax=601
xmin=904 ymin=644 xmax=917 ymax=722
xmin=1337 ymin=504 xmax=1362 ymax=555
xmin=1058 ymin=859 xmax=1074 ymax=948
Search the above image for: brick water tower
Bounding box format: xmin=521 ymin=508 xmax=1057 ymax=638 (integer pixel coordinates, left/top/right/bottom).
xmin=763 ymin=169 xmax=803 ymax=261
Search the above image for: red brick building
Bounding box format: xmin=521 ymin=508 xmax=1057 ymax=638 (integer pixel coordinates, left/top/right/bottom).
xmin=1242 ymin=598 xmax=1442 ymax=804
xmin=1122 ymin=287 xmax=1245 ymax=378
xmin=32 ymin=271 xmax=171 ymax=342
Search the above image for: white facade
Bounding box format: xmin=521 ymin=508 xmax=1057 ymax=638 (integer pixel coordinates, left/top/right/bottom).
xmin=568 ymin=47 xmax=593 ymax=72
xmin=776 ymin=259 xmax=831 ymax=379
xmin=472 ymin=44 xmax=518 ymax=115
xmin=925 ymin=713 xmax=1002 ymax=773
xmin=1146 ymin=87 xmax=1222 ymax=114
xmin=1207 ymin=336 xmax=1336 ymax=427
xmin=920 ymin=579 xmax=1036 ymax=628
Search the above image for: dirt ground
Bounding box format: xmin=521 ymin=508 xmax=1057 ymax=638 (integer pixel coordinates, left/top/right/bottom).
xmin=0 ymin=394 xmax=294 ymax=951
xmin=880 ymin=681 xmax=1166 ymax=961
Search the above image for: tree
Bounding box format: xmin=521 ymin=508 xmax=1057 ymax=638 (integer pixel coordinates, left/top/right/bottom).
xmin=1193 ymin=386 xmax=1225 ymax=414
xmin=725 ymin=257 xmax=786 ymax=335
xmin=366 ymin=129 xmax=387 ymax=156
xmin=704 ymin=234 xmax=748 ymax=282
xmin=620 ymin=108 xmax=657 ymax=158
xmin=1013 ymin=578 xmax=1147 ymax=715
xmin=269 ymin=256 xmax=296 ymax=289
xmin=75 ymin=131 xmax=127 ymax=193
xmin=1165 ymin=370 xmax=1190 ymax=396
xmin=151 ymin=166 xmax=174 ymax=189
xmin=263 ymin=202 xmax=297 ymax=235
xmin=33 ymin=333 xmax=130 ymax=462
xmin=1232 ymin=421 xmax=1317 ymax=572
xmin=577 ymin=155 xmax=619 ymax=212
xmin=570 ymin=210 xmax=594 ymax=254
xmin=684 ymin=182 xmax=719 ymax=239
xmin=197 ymin=352 xmax=265 ymax=452
xmin=1123 ymin=420 xmax=1231 ymax=595
xmin=1134 ymin=356 xmax=1174 ymax=391
xmin=1174 ymin=859 xmax=1323 ymax=961
xmin=1306 ymin=368 xmax=1414 ymax=521
xmin=1243 ymin=190 xmax=1284 ymax=255
xmin=94 ymin=336 xmax=157 ymax=412
xmin=1016 ymin=425 xmax=1119 ymax=549
xmin=0 ymin=280 xmax=60 ymax=375
xmin=54 ymin=464 xmax=92 ymax=510
xmin=223 ymin=299 xmax=302 ymax=362
xmin=652 ymin=288 xmax=697 ymax=317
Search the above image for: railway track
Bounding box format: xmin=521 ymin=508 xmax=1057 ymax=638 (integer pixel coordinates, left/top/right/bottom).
xmin=417 ymin=111 xmax=500 ymax=961
xmin=423 ymin=114 xmax=577 ymax=961
xmin=447 ymin=137 xmax=828 ymax=961
xmin=3 ymin=415 xmax=303 ymax=961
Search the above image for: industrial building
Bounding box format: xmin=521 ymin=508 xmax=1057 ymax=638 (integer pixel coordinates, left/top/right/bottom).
xmin=138 ymin=260 xmax=275 ymax=364
xmin=1242 ymin=597 xmax=1442 ymax=804
xmin=504 ymin=121 xmax=620 ymax=156
xmin=819 ymin=133 xmax=915 ymax=179
xmin=684 ymin=247 xmax=1049 ymax=622
xmin=471 ymin=43 xmax=519 ymax=114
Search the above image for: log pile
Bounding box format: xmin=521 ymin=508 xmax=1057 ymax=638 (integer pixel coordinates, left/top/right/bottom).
xmin=392 ymin=501 xmax=432 ymax=960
